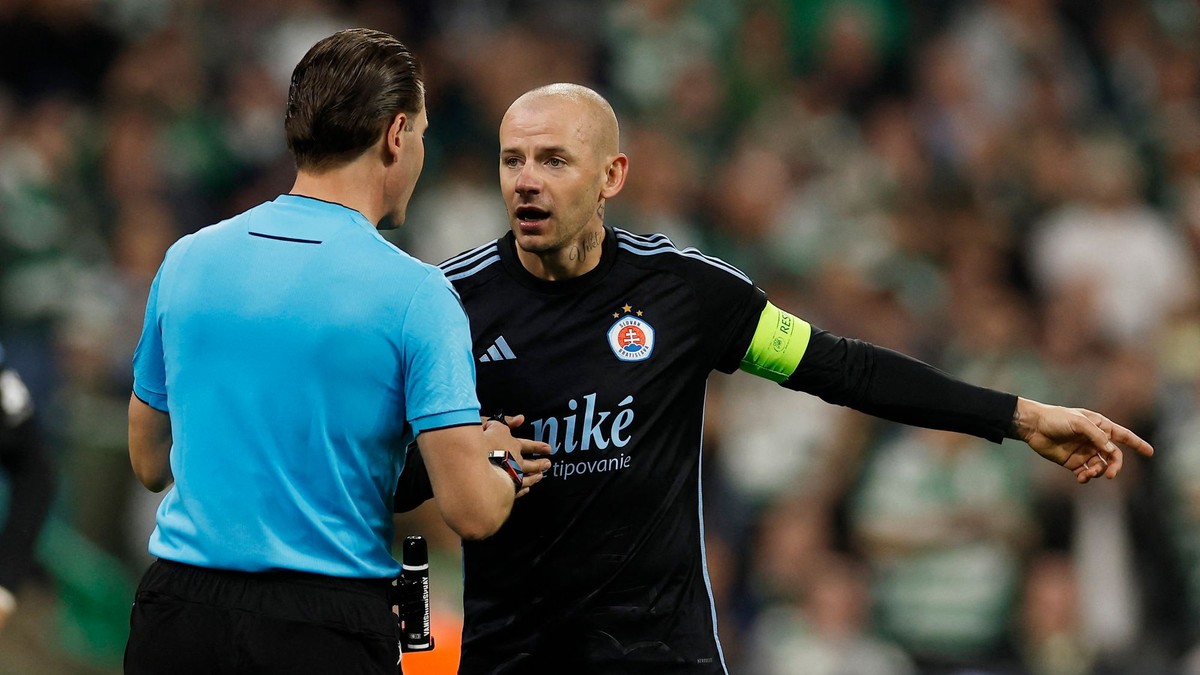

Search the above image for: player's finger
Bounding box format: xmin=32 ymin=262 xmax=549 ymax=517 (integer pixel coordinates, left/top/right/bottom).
xmin=504 ymin=414 xmax=525 ymax=429
xmin=517 ymin=472 xmax=545 ymax=497
xmin=1073 ymin=461 xmax=1092 ymax=484
xmin=1075 ymin=461 xmax=1094 ymax=482
xmin=1075 ymin=413 xmax=1113 ymax=456
xmin=1074 ymin=454 xmax=1107 ymax=484
xmin=1102 ymin=447 xmax=1124 ymax=479
xmin=1109 ymin=422 xmax=1154 ymax=457
xmin=514 ymin=437 xmax=552 ymax=456
xmin=516 ymin=455 xmax=551 ymax=474
xmin=1086 ymin=412 xmax=1154 ymax=458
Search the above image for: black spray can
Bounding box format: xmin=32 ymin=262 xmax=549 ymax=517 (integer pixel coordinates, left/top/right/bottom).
xmin=399 ymin=535 xmax=434 ymax=652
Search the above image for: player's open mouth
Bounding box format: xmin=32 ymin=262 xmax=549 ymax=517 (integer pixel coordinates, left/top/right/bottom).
xmin=515 ymin=206 xmax=550 ymax=223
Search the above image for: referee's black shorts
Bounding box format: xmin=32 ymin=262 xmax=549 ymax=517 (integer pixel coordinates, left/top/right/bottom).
xmin=124 ymin=558 xmax=401 ymax=675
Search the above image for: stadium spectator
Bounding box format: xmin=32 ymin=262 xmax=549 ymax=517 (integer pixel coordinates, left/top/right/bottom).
xmin=0 ymin=341 xmax=54 ymax=632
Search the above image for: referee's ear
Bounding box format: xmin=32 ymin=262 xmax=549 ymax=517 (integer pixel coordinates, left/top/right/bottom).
xmin=381 ymin=112 xmax=408 ymax=166
xmin=600 ymin=153 xmax=628 ymax=200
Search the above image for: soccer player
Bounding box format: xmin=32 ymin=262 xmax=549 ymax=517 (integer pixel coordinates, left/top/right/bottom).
xmin=400 ymin=83 xmax=1155 ymax=674
xmin=124 ymin=30 xmax=549 ymax=675
xmin=0 ymin=342 xmax=54 ymax=632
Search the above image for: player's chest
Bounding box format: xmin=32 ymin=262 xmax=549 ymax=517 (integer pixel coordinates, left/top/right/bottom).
xmin=461 ymin=279 xmax=701 ymax=402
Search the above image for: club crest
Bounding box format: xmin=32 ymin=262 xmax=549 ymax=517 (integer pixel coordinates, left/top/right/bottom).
xmin=607 ymin=306 xmax=655 ymax=362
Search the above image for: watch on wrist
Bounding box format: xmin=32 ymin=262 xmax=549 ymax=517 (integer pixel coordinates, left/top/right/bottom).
xmin=488 ymin=450 xmax=524 ymax=492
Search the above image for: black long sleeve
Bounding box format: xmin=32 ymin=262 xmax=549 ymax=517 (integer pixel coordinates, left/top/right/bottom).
xmin=783 ymin=328 xmax=1017 ymax=443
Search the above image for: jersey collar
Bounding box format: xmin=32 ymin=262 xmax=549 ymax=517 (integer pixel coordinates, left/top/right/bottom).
xmin=498 ymin=227 xmax=619 ymax=294
xmin=275 ymin=194 xmax=375 ymax=227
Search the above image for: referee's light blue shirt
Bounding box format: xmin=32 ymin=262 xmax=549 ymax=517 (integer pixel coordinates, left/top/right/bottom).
xmin=132 ymin=195 xmax=480 ymax=579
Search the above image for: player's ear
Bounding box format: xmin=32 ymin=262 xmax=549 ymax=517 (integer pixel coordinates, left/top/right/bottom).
xmin=600 ymin=153 xmax=628 ymax=200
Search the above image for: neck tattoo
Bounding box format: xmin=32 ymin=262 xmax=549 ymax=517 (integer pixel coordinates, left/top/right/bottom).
xmin=567 ymin=231 xmax=603 ymax=262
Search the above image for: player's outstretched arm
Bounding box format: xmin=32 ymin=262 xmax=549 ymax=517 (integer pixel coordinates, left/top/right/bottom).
xmin=737 ymin=302 xmax=1155 ymax=483
xmin=1009 ymin=397 xmax=1154 ymax=484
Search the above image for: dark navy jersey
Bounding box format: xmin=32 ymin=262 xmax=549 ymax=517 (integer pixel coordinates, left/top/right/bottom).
xmin=440 ymin=228 xmax=766 ymax=674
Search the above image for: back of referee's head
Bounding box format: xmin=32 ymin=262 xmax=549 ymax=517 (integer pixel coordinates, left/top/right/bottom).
xmin=284 ymin=28 xmax=424 ymax=173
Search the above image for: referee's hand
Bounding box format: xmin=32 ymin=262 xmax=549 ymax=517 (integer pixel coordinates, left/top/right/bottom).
xmin=483 ymin=414 xmax=552 ymax=498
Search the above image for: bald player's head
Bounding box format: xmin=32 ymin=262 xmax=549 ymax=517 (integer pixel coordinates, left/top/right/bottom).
xmin=505 ymin=83 xmax=620 ymax=158
xmin=497 ymin=83 xmax=629 ymax=272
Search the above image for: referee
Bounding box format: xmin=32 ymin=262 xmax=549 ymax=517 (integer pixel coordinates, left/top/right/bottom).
xmin=399 ymin=84 xmax=1155 ymax=674
xmin=0 ymin=343 xmax=54 ymax=632
xmin=124 ymin=30 xmax=549 ymax=675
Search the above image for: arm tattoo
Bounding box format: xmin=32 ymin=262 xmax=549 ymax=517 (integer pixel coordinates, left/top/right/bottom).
xmin=1007 ymin=406 xmax=1023 ymax=441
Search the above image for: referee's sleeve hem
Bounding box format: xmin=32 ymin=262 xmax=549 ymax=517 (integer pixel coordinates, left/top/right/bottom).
xmin=132 ymin=385 xmax=169 ymax=413
xmin=410 ymin=408 xmax=482 ymax=436
xmin=414 ymin=421 xmax=481 ymax=435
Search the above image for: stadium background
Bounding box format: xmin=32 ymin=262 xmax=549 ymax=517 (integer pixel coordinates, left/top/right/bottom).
xmin=1 ymin=0 xmax=1198 ymax=673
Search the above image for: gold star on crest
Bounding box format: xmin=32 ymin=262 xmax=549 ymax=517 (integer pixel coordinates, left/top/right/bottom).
xmin=636 ymin=310 xmax=643 ymax=316
xmin=622 ymin=304 xmax=633 ymax=313
xmin=612 ymin=312 xmax=620 ymax=318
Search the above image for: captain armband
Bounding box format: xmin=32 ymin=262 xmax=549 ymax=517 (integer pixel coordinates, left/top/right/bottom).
xmin=738 ymin=302 xmax=812 ymax=383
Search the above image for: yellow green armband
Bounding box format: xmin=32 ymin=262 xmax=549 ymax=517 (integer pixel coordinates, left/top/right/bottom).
xmin=739 ymin=302 xmax=812 ymax=382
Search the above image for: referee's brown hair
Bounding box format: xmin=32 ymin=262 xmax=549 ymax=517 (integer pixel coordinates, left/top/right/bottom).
xmin=284 ymin=28 xmax=423 ymax=172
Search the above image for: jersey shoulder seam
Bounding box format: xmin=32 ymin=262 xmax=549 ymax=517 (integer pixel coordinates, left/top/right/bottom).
xmin=440 ymin=241 xmax=502 ymax=278
xmin=612 ymin=228 xmax=752 ymax=284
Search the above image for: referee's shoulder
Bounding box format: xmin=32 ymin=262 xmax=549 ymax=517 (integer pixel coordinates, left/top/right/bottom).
xmin=181 ymin=210 xmax=251 ymax=245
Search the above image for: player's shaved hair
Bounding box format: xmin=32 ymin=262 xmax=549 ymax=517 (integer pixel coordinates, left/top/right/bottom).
xmin=509 ymin=83 xmax=620 ymax=157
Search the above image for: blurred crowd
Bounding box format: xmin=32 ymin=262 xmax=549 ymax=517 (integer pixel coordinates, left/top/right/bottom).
xmin=1 ymin=0 xmax=1199 ymax=673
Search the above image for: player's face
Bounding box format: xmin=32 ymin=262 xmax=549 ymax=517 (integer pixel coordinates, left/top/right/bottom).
xmin=499 ymin=98 xmax=608 ymax=256
xmin=385 ymin=104 xmax=428 ymax=227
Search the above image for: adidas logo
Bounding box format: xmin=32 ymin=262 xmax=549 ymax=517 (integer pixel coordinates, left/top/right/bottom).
xmin=479 ymin=336 xmax=517 ymax=363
